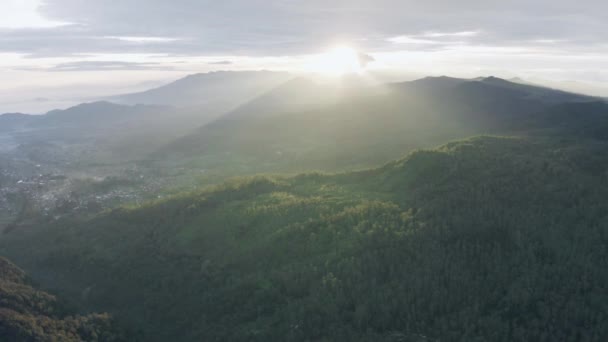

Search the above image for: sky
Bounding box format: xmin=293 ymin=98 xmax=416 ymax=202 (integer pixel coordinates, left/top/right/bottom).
xmin=1 ymin=0 xmax=607 ymax=113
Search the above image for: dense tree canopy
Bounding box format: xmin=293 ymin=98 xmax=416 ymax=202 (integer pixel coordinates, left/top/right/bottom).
xmin=0 ymin=257 xmax=129 ymax=341
xmin=4 ymin=134 xmax=608 ymax=341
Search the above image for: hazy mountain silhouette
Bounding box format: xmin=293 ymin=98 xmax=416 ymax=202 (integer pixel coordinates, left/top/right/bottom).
xmin=110 ymin=71 xmax=292 ymax=110
xmin=1 ymin=101 xmax=221 ymax=163
xmin=0 ymin=113 xmax=34 ymax=132
xmin=35 ymin=101 xmax=169 ymax=127
xmin=396 ymin=76 xmax=594 ymax=103
xmin=157 ymin=75 xmax=598 ymax=173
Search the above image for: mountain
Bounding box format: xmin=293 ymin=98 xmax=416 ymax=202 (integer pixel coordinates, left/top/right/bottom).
xmin=110 ymin=71 xmax=292 ymax=110
xmin=0 ymin=101 xmax=226 ymax=164
xmin=154 ymin=75 xmax=595 ymax=177
xmin=3 ymin=74 xmax=608 ymax=340
xmin=401 ymin=75 xmax=467 ymax=91
xmin=32 ymin=101 xmax=169 ymax=128
xmin=0 ymin=113 xmax=34 ymax=132
xmin=519 ymin=101 xmax=608 ymax=138
xmin=4 ymin=133 xmax=608 ymax=341
xmin=396 ymin=75 xmax=594 ymax=104
xmin=0 ymin=256 xmax=129 ymax=341
xmin=478 ymin=76 xmax=594 ymax=103
xmin=221 ymin=77 xmax=350 ymax=120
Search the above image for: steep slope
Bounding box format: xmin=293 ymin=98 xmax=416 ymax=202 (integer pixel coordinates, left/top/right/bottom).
xmin=111 ymin=71 xmax=292 ymax=109
xmin=4 ymin=135 xmax=608 ymax=341
xmin=0 ymin=257 xmax=129 ymax=341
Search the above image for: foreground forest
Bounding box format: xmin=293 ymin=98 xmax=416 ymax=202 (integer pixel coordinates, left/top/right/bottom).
xmin=0 ymin=257 xmax=128 ymax=341
xmin=4 ymin=132 xmax=608 ymax=340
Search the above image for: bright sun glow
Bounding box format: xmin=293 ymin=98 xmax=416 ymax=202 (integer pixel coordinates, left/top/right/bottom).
xmin=309 ymin=46 xmax=364 ymax=75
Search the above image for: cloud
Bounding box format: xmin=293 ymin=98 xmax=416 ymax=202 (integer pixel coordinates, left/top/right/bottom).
xmin=357 ymin=52 xmax=374 ymax=67
xmin=0 ymin=0 xmax=598 ymax=58
xmin=422 ymin=31 xmax=480 ymax=38
xmin=208 ymin=60 xmax=233 ymax=65
xmin=0 ymin=0 xmax=69 ymax=29
xmin=387 ymin=36 xmax=441 ymax=45
xmin=0 ymin=0 xmax=606 ymax=82
xmin=103 ymin=36 xmax=183 ymax=43
xmin=15 ymin=60 xmax=175 ymax=72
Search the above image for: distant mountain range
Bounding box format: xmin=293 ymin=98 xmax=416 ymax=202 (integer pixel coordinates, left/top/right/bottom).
xmin=0 ymin=113 xmax=35 ymax=132
xmin=155 ymin=74 xmax=603 ymax=174
xmin=0 ymin=101 xmax=209 ymax=163
xmin=1 ymin=72 xmax=604 ymax=170
xmin=397 ymin=75 xmax=594 ymax=104
xmin=109 ymin=70 xmax=292 ymax=110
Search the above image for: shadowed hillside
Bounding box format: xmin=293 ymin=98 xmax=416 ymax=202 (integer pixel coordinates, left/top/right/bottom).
xmin=0 ymin=257 xmax=129 ymax=341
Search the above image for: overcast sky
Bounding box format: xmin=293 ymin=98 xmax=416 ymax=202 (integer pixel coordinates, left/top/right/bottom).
xmin=1 ymin=0 xmax=607 ymax=113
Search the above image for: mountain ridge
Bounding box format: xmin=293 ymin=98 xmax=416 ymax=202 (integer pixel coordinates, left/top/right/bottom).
xmin=110 ymin=70 xmax=292 ymax=110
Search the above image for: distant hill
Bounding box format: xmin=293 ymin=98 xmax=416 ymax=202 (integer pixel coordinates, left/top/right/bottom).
xmin=0 ymin=101 xmax=227 ymax=163
xmin=395 ymin=75 xmax=595 ymax=104
xmin=33 ymin=101 xmax=170 ymax=127
xmin=0 ymin=113 xmax=34 ymax=132
xmin=110 ymin=71 xmax=292 ymax=110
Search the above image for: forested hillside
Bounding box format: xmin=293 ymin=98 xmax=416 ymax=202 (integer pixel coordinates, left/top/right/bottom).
xmin=0 ymin=257 xmax=128 ymax=341
xmin=4 ymin=134 xmax=608 ymax=341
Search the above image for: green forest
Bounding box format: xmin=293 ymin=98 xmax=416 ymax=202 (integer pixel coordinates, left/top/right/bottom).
xmin=0 ymin=257 xmax=128 ymax=341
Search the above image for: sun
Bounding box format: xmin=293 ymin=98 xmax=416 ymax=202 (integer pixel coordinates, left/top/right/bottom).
xmin=310 ymin=46 xmax=365 ymax=75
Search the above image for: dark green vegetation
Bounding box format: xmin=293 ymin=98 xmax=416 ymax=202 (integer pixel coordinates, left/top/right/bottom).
xmin=5 ymin=131 xmax=608 ymax=341
xmin=2 ymin=73 xmax=608 ymax=341
xmin=0 ymin=257 xmax=127 ymax=341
